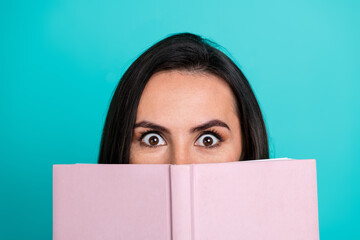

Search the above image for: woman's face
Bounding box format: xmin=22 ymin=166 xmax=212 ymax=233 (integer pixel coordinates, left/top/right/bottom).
xmin=130 ymin=70 xmax=242 ymax=164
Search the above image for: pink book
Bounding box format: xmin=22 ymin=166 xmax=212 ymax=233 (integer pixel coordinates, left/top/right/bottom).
xmin=53 ymin=158 xmax=319 ymax=240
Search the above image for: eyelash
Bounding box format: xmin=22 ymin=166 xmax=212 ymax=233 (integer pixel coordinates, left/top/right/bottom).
xmin=137 ymin=129 xmax=224 ymax=148
xmin=137 ymin=130 xmax=163 ymax=148
xmin=199 ymin=130 xmax=223 ymax=148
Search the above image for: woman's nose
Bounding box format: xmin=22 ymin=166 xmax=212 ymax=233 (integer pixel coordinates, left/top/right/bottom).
xmin=170 ymin=142 xmax=194 ymax=165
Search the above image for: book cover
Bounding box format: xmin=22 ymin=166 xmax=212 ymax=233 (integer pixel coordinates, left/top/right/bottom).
xmin=53 ymin=158 xmax=319 ymax=240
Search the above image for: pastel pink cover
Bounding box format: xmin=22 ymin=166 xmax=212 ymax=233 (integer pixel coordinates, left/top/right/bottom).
xmin=192 ymin=159 xmax=319 ymax=240
xmin=53 ymin=159 xmax=319 ymax=240
xmin=53 ymin=164 xmax=172 ymax=240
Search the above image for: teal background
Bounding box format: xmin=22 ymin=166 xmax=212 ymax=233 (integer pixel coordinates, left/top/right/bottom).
xmin=1 ymin=0 xmax=359 ymax=239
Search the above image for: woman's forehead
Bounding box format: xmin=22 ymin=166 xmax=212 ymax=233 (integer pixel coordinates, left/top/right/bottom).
xmin=135 ymin=70 xmax=238 ymax=125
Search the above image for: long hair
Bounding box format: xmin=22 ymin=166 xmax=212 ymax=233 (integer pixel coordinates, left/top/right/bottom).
xmin=98 ymin=33 xmax=269 ymax=164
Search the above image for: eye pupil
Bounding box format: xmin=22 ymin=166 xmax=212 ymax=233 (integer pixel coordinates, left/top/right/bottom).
xmin=149 ymin=136 xmax=159 ymax=145
xmin=203 ymin=136 xmax=213 ymax=146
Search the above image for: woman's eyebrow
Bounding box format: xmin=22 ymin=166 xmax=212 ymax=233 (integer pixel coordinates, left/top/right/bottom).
xmin=190 ymin=119 xmax=230 ymax=133
xmin=134 ymin=121 xmax=171 ymax=134
xmin=134 ymin=119 xmax=230 ymax=134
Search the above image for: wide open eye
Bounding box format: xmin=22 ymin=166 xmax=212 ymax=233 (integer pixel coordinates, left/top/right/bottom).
xmin=141 ymin=132 xmax=166 ymax=147
xmin=195 ymin=133 xmax=220 ymax=148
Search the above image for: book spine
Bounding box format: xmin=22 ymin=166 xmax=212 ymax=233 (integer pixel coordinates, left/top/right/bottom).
xmin=170 ymin=165 xmax=193 ymax=240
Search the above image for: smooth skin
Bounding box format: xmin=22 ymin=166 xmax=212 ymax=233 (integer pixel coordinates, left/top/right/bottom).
xmin=130 ymin=70 xmax=242 ymax=164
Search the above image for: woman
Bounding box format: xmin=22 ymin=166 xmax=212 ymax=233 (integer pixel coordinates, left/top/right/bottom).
xmin=98 ymin=33 xmax=269 ymax=164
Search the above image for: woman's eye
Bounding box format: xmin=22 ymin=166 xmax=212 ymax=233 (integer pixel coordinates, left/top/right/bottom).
xmin=141 ymin=133 xmax=166 ymax=147
xmin=195 ymin=134 xmax=220 ymax=147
